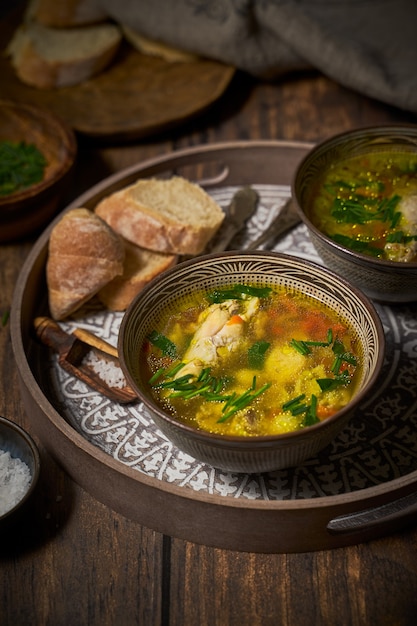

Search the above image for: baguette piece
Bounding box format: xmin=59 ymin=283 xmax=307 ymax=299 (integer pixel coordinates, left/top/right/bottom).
xmin=98 ymin=239 xmax=177 ymax=311
xmin=6 ymin=21 xmax=122 ymax=88
xmin=95 ymin=176 xmax=225 ymax=256
xmin=46 ymin=208 xmax=124 ymax=320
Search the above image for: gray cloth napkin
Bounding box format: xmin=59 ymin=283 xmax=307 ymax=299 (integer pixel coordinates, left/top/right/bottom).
xmin=100 ymin=0 xmax=417 ymax=115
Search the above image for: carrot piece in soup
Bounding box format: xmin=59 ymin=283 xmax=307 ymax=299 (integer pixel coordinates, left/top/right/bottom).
xmin=227 ymin=315 xmax=244 ymax=325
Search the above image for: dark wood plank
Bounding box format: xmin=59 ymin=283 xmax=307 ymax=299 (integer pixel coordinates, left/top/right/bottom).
xmin=168 ymin=532 xmax=417 ymax=626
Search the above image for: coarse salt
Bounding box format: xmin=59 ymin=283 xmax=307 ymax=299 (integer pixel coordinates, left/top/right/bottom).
xmin=0 ymin=449 xmax=32 ymax=516
xmin=82 ymin=351 xmax=127 ymax=389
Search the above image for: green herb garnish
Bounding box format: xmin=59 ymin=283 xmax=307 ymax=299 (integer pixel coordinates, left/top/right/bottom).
xmin=217 ymin=379 xmax=271 ymax=423
xmin=316 ymin=370 xmax=351 ymax=392
xmin=289 ymin=328 xmax=333 ymax=356
xmin=147 ymin=330 xmax=177 ymax=358
xmin=330 ymin=192 xmax=401 ymax=227
xmin=248 ymin=340 xmax=271 ymax=369
xmin=331 ymin=338 xmax=357 ymax=374
xmin=0 ymin=140 xmax=46 ymax=196
xmin=207 ymin=284 xmax=272 ymax=303
xmin=303 ymin=394 xmax=320 ymax=426
xmin=286 ymin=330 xmax=357 ymax=418
xmin=149 ymin=363 xmax=270 ymax=424
xmin=330 ymin=234 xmax=382 ymax=257
xmin=386 ymin=230 xmax=417 ymax=244
xmin=282 ymin=393 xmax=320 ymax=426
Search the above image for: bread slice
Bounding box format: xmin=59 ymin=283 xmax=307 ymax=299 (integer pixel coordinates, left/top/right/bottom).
xmin=6 ymin=21 xmax=122 ymax=88
xmin=98 ymin=239 xmax=177 ymax=311
xmin=94 ymin=176 xmax=225 ymax=256
xmin=122 ymin=26 xmax=199 ymax=63
xmin=46 ymin=208 xmax=124 ymax=320
xmin=26 ymin=0 xmax=109 ymax=27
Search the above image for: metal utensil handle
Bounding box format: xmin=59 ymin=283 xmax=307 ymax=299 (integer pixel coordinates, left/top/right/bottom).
xmin=327 ymin=490 xmax=417 ymax=535
xmin=247 ymin=197 xmax=300 ymax=250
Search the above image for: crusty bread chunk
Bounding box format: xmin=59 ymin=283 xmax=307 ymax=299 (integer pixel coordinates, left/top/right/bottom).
xmin=95 ymin=176 xmax=225 ymax=256
xmin=6 ymin=21 xmax=122 ymax=88
xmin=98 ymin=239 xmax=177 ymax=311
xmin=46 ymin=208 xmax=124 ymax=320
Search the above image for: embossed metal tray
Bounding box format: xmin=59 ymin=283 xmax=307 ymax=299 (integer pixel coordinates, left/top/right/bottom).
xmin=11 ymin=141 xmax=417 ymax=553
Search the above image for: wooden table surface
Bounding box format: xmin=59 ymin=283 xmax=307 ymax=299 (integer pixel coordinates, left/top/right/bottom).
xmin=2 ymin=69 xmax=417 ymax=626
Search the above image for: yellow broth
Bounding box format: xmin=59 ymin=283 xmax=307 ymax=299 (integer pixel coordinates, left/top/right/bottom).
xmin=309 ymin=151 xmax=417 ymax=261
xmin=142 ymin=285 xmax=361 ymax=437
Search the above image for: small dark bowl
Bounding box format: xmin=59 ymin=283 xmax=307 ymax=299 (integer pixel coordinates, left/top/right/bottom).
xmin=0 ymin=99 xmax=77 ymax=243
xmin=292 ymin=125 xmax=417 ymax=303
xmin=0 ymin=416 xmax=40 ymax=526
xmin=119 ymin=251 xmax=385 ymax=473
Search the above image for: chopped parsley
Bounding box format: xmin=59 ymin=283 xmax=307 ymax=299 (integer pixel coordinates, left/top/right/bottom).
xmin=0 ymin=140 xmax=46 ymax=196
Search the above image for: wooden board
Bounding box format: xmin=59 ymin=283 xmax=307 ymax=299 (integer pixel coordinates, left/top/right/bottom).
xmin=10 ymin=141 xmax=417 ymax=553
xmin=0 ymin=15 xmax=234 ymax=141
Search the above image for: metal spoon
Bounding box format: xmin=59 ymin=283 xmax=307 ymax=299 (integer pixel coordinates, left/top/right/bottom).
xmin=209 ymin=186 xmax=259 ymax=252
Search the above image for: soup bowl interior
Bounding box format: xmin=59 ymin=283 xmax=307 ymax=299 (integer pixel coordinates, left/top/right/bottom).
xmin=119 ymin=251 xmax=385 ymax=473
xmin=292 ymin=125 xmax=417 ymax=303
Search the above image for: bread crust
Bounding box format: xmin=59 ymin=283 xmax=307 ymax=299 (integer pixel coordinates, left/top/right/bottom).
xmin=46 ymin=208 xmax=124 ymax=320
xmin=7 ymin=22 xmax=121 ymax=89
xmin=95 ymin=177 xmax=225 ymax=255
xmin=30 ymin=0 xmax=109 ymax=27
xmin=98 ymin=240 xmax=177 ymax=310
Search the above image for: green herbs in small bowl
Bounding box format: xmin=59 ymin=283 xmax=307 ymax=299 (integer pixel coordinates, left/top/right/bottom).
xmin=0 ymin=140 xmax=46 ymax=197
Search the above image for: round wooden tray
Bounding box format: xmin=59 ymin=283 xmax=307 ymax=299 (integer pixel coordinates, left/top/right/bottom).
xmin=11 ymin=141 xmax=417 ymax=553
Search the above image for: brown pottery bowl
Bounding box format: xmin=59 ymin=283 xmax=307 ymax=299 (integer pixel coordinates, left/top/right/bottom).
xmin=0 ymin=99 xmax=77 ymax=242
xmin=292 ymin=125 xmax=417 ymax=303
xmin=119 ymin=251 xmax=385 ymax=473
xmin=0 ymin=415 xmax=40 ymax=527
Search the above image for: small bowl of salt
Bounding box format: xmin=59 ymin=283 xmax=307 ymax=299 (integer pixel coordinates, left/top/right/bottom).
xmin=0 ymin=416 xmax=40 ymax=526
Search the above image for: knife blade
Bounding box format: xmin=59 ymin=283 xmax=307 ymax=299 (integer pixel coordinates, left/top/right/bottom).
xmin=209 ymin=186 xmax=259 ymax=252
xmin=246 ymin=197 xmax=301 ymax=250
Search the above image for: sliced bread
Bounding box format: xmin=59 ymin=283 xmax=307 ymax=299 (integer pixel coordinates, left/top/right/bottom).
xmin=46 ymin=208 xmax=124 ymax=320
xmin=26 ymin=0 xmax=109 ymax=27
xmin=122 ymin=26 xmax=199 ymax=63
xmin=98 ymin=239 xmax=177 ymax=311
xmin=94 ymin=176 xmax=225 ymax=256
xmin=6 ymin=21 xmax=122 ymax=88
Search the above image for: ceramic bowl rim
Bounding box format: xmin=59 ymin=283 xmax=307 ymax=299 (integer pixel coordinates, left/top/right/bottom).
xmin=291 ymin=124 xmax=417 ymax=269
xmin=0 ymin=415 xmax=41 ymax=521
xmin=119 ymin=250 xmax=386 ymax=447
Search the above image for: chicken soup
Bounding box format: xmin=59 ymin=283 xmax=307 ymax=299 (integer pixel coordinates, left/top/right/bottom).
xmin=309 ymin=150 xmax=417 ymax=262
xmin=142 ymin=284 xmax=361 ymax=437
